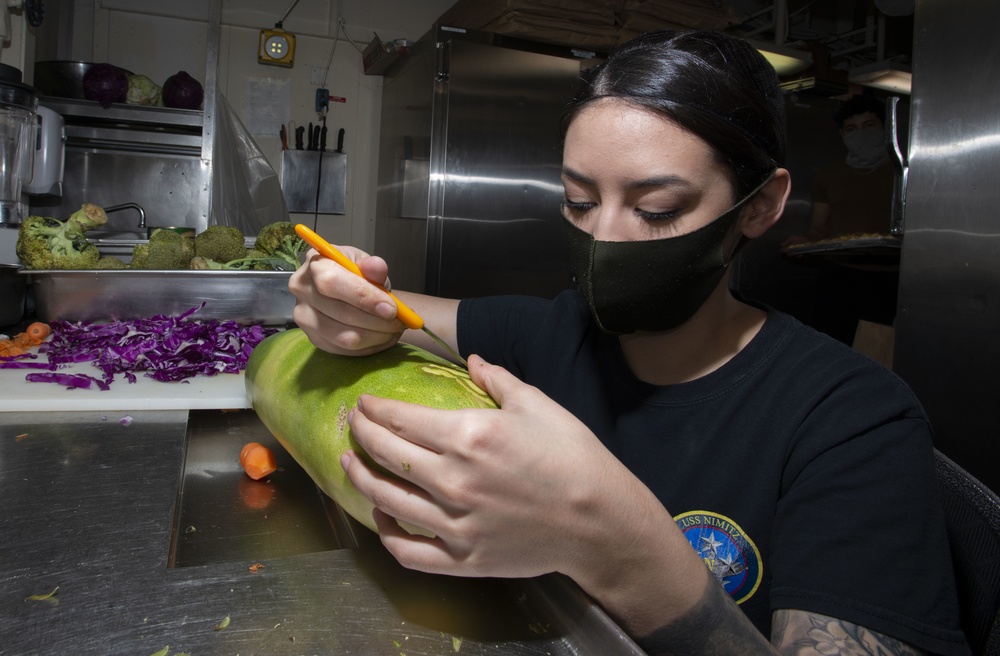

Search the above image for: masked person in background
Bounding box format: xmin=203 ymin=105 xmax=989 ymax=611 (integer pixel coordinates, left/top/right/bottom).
xmin=782 ymin=94 xmax=894 ymax=246
xmin=290 ymin=31 xmax=967 ymax=656
xmin=782 ymin=95 xmax=899 ymax=345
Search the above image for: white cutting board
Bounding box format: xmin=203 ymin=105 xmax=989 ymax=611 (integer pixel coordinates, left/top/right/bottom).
xmin=0 ymin=361 xmax=250 ymax=412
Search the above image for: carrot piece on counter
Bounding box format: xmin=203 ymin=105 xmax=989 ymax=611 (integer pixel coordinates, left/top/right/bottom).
xmin=0 ymin=322 xmax=52 ymax=358
xmin=25 ymin=322 xmax=51 ymax=342
xmin=240 ymin=442 xmax=277 ymax=480
xmin=0 ymin=341 xmax=24 ymax=358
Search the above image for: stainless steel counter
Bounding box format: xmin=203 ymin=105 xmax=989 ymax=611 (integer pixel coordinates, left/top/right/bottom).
xmin=0 ymin=409 xmax=644 ymax=655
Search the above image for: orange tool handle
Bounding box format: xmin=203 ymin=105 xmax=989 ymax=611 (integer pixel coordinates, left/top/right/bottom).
xmin=294 ymin=224 xmax=424 ymax=330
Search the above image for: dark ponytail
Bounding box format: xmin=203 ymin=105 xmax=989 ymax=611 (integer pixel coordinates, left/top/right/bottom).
xmin=562 ymin=30 xmax=786 ymax=198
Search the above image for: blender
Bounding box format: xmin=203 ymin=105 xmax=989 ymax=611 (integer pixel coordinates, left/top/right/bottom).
xmin=0 ymin=63 xmax=38 ymax=226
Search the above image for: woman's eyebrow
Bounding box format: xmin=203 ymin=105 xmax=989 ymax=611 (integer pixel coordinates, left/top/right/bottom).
xmin=626 ymin=175 xmax=694 ymax=191
xmin=561 ymin=166 xmax=596 ymax=186
xmin=561 ymin=166 xmax=694 ymax=191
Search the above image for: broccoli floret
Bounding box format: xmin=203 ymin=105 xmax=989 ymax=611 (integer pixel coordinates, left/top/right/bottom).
xmin=15 ymin=204 xmax=108 ymax=269
xmin=130 ymin=229 xmax=196 ymax=269
xmin=253 ymin=221 xmax=306 ymax=269
xmin=186 ymin=224 xmax=301 ymax=271
xmin=95 ymin=256 xmax=128 ymax=269
xmin=231 ymin=247 xmax=281 ymax=270
xmin=194 ymin=225 xmax=247 ymax=264
xmin=129 ymin=243 xmax=150 ymax=268
xmin=189 ymin=256 xmax=223 ymax=270
xmin=189 ymin=249 xmax=291 ymax=271
xmin=223 ymin=248 xmax=295 ymax=270
xmin=68 ymin=203 xmax=110 ymax=232
xmin=253 ymin=222 xmax=293 ymax=254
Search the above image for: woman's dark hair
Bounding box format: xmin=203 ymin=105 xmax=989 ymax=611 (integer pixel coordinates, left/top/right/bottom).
xmin=561 ymin=30 xmax=786 ymax=198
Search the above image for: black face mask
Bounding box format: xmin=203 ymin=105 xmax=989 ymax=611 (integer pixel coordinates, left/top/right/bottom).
xmin=562 ymin=180 xmax=769 ymax=335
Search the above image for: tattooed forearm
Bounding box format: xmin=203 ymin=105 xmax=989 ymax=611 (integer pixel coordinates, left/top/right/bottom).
xmin=632 ymin=584 xmax=926 ymax=655
xmin=771 ymin=609 xmax=926 ymax=655
xmin=637 ymin=579 xmax=777 ymax=655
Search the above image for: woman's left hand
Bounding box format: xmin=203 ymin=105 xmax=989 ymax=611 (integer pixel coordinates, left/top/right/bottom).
xmin=342 ymin=354 xmax=639 ymax=581
xmin=343 ymin=354 xmax=714 ymax=638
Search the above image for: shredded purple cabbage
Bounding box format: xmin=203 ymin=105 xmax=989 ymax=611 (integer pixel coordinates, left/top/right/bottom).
xmin=26 ymin=371 xmax=111 ymax=391
xmin=14 ymin=303 xmax=277 ymax=389
xmin=0 ymin=353 xmax=56 ymax=370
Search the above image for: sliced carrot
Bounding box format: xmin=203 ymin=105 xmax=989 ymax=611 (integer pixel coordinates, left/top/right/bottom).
xmin=239 ymin=441 xmax=259 ymax=463
xmin=240 ymin=442 xmax=277 ymax=480
xmin=0 ymin=337 xmax=28 ymax=358
xmin=25 ymin=322 xmax=51 ymax=341
xmin=0 ymin=323 xmax=52 ymax=357
xmin=0 ymin=341 xmax=24 ymax=358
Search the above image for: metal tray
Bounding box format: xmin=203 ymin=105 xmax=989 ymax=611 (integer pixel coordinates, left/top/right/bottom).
xmin=782 ymin=235 xmax=902 ymax=256
xmin=0 ymin=263 xmax=26 ymax=327
xmin=782 ymin=236 xmax=902 ymax=271
xmin=22 ymin=269 xmax=295 ymax=325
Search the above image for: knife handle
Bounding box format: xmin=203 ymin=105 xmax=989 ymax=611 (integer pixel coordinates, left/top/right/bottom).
xmin=294 ymin=224 xmax=423 ymax=330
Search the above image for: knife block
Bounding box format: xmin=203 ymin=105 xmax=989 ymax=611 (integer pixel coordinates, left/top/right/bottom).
xmin=280 ymin=150 xmax=347 ymax=215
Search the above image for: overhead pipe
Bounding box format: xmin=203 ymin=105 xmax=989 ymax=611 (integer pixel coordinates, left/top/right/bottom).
xmin=877 ymin=11 xmax=886 ymax=61
xmin=774 ymin=0 xmax=788 ymax=46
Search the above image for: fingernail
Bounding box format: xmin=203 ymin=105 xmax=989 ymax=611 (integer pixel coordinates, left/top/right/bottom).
xmin=340 ymin=452 xmax=351 ymax=470
xmin=375 ymin=302 xmax=395 ymax=320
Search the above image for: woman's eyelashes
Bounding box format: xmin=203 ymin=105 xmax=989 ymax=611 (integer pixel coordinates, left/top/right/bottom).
xmin=635 ymin=208 xmax=681 ymax=221
xmin=561 ymin=199 xmax=681 ymax=222
xmin=561 ymin=199 xmax=595 ymax=217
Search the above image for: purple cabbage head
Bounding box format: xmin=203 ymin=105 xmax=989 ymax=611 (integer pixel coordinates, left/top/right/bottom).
xmin=83 ymin=63 xmax=128 ymax=108
xmin=162 ymin=71 xmax=204 ymax=109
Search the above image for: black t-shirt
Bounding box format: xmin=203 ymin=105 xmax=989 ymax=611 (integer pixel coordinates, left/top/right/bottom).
xmin=457 ymin=290 xmax=968 ymax=655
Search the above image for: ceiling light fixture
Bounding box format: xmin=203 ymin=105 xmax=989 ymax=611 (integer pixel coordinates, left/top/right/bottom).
xmin=746 ymin=39 xmax=813 ymax=77
xmin=258 ymin=0 xmax=300 ymax=68
xmin=258 ymin=27 xmax=296 ymax=67
xmin=848 ymin=61 xmax=912 ymax=94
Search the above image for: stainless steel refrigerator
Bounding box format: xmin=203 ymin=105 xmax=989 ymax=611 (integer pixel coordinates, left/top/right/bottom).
xmin=374 ymin=25 xmax=597 ymax=299
xmin=893 ymin=1 xmax=1000 ymax=490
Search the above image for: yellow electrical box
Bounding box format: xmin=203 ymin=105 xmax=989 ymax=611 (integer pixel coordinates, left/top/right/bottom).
xmin=258 ymin=28 xmax=296 ymax=67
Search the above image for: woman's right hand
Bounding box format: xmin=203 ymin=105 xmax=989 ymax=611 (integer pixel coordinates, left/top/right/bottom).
xmin=289 ymin=246 xmax=405 ymax=356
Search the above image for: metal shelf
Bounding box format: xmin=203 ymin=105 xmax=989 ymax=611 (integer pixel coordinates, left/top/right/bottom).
xmin=39 ymin=97 xmax=204 ymax=130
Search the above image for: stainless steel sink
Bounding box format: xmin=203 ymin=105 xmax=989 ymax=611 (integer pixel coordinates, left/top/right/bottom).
xmin=168 ymin=409 xmax=376 ymax=568
xmin=0 ymin=409 xmax=646 ymax=654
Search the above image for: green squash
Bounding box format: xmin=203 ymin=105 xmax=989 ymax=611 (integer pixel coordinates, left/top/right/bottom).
xmin=245 ymin=328 xmax=497 ymax=532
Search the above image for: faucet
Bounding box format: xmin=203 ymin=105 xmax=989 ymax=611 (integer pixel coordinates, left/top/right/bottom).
xmin=104 ymin=203 xmax=147 ymax=228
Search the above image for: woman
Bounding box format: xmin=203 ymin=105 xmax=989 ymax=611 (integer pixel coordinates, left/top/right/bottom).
xmin=290 ymin=31 xmax=967 ymax=655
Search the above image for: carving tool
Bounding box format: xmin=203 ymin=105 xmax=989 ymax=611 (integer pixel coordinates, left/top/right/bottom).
xmin=295 ymin=224 xmax=467 ymax=366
